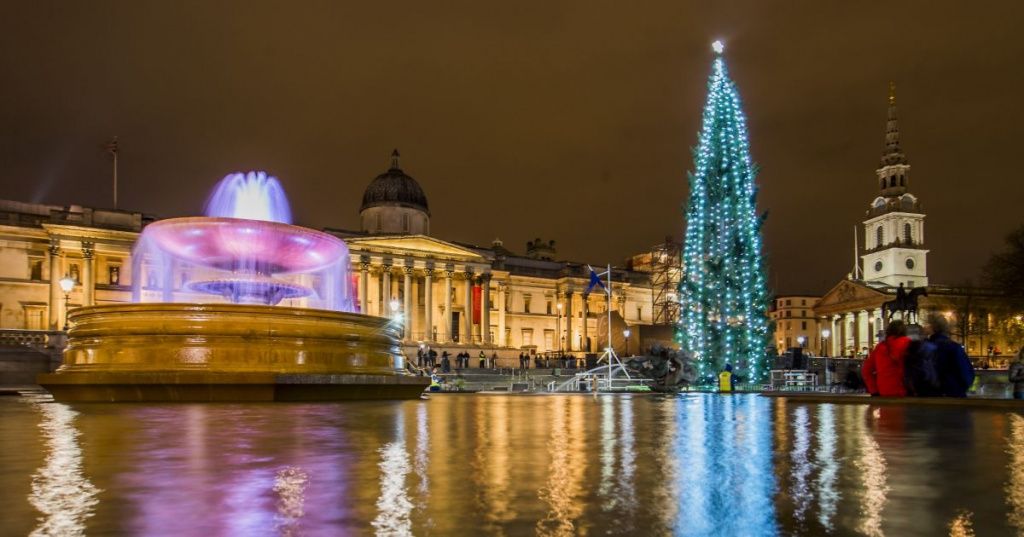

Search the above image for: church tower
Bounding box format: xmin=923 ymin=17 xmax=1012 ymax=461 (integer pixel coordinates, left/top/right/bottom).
xmin=861 ymin=83 xmax=929 ymax=288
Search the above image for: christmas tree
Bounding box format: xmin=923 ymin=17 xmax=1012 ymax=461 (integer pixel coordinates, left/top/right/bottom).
xmin=678 ymin=41 xmax=771 ymax=386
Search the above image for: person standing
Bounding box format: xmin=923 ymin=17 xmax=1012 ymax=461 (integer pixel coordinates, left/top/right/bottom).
xmin=924 ymin=313 xmax=975 ymax=398
xmin=863 ymin=320 xmax=910 ymax=397
xmin=1009 ymin=350 xmax=1024 ymax=400
xmin=479 ymin=350 xmax=486 ymax=369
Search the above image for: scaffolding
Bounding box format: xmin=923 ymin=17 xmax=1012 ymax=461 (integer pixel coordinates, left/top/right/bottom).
xmin=651 ymin=237 xmax=682 ymax=325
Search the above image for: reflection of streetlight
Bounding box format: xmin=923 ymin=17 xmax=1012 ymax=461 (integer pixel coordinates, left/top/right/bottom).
xmin=623 ymin=328 xmax=632 ymax=357
xmin=59 ymin=276 xmax=76 ymax=331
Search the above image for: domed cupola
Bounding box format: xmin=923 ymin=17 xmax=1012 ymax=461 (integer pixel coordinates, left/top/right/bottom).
xmin=360 ymin=150 xmax=430 ymax=235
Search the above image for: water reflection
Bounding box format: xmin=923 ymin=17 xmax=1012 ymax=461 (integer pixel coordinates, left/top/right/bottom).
xmin=273 ymin=466 xmax=309 ymax=536
xmin=372 ymin=410 xmax=412 ymax=536
xmin=674 ymin=394 xmax=777 ymax=536
xmin=3 ymin=395 xmax=1023 ymax=536
xmin=536 ymin=396 xmax=586 ymax=537
xmin=815 ymin=404 xmax=839 ymax=531
xmin=1007 ymin=414 xmax=1024 ymax=534
xmin=29 ymin=402 xmax=100 ymax=537
xmin=856 ymin=406 xmax=890 ymax=537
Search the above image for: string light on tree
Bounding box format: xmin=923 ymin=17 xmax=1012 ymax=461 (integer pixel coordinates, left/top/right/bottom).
xmin=677 ymin=41 xmax=771 ymax=386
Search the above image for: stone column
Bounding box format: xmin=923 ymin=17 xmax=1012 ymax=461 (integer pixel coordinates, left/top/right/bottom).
xmin=81 ymin=241 xmax=95 ymax=306
xmin=423 ymin=267 xmax=433 ymax=342
xmin=837 ymin=314 xmax=846 ymax=357
xmin=852 ymin=311 xmax=862 ymax=357
xmin=865 ymin=309 xmax=875 ymax=350
xmin=359 ymin=258 xmax=370 ymax=314
xmin=481 ymin=273 xmax=491 ymax=344
xmin=48 ymin=239 xmax=62 ymax=330
xmin=463 ymin=270 xmax=473 ymax=344
xmin=582 ymin=293 xmax=590 ymax=352
xmin=497 ymin=282 xmax=507 ymax=346
xmin=381 ymin=262 xmax=392 ymax=314
xmin=403 ymin=265 xmax=413 ymax=340
xmin=565 ymin=289 xmax=574 ymax=351
xmin=444 ymin=267 xmax=454 ymax=342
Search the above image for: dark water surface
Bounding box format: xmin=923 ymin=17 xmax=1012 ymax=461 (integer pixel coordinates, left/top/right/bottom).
xmin=1 ymin=393 xmax=1022 ymax=536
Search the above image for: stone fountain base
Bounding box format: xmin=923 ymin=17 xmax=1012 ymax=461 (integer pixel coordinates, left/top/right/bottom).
xmin=38 ymin=303 xmax=429 ymax=402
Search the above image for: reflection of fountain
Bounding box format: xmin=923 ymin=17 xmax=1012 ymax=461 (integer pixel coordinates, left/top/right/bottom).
xmin=39 ymin=172 xmax=428 ymax=401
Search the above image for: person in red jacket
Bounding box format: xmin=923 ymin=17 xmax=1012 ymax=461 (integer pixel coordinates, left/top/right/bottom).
xmin=862 ymin=320 xmax=910 ymax=397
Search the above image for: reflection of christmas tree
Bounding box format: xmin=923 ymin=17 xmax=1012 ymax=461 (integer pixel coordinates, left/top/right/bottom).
xmin=677 ymin=42 xmax=771 ymax=386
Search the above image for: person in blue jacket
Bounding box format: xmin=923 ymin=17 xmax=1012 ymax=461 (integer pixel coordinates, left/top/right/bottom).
xmin=923 ymin=313 xmax=975 ymax=398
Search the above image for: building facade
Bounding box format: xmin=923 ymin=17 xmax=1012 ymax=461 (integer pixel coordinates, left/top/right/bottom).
xmin=770 ymin=295 xmax=822 ymax=356
xmin=0 ymin=152 xmax=654 ymax=356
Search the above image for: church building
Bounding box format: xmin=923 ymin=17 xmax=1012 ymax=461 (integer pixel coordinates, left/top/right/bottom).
xmin=814 ymin=86 xmax=1019 ymax=359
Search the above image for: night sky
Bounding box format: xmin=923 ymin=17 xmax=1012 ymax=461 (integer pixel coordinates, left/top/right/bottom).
xmin=1 ymin=1 xmax=1022 ymax=295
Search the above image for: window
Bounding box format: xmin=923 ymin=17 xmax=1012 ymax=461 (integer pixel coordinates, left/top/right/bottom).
xmin=637 ymin=306 xmax=642 ymax=320
xmin=874 ymin=261 xmax=883 ymax=272
xmin=29 ymin=258 xmax=43 ymax=281
xmin=801 ymin=299 xmax=806 ymax=306
xmin=785 ymin=299 xmax=792 ymax=306
xmin=523 ymin=295 xmax=531 ymax=313
xmin=801 ymin=321 xmax=807 ymax=330
xmin=546 ymin=302 xmax=552 ymax=315
xmin=900 ymin=174 xmax=905 ymax=186
xmin=876 ymin=226 xmax=883 ymax=247
xmin=801 ymin=310 xmax=806 ymax=317
xmin=544 ymin=329 xmax=555 ymax=351
xmin=521 ymin=328 xmax=533 ymax=346
xmin=786 ymin=311 xmax=792 ymax=318
xmin=903 ymin=223 xmax=912 ymax=244
xmin=905 ymin=258 xmax=915 ymax=270
xmin=69 ymin=263 xmax=81 ymax=284
xmin=108 ymin=265 xmax=120 ymax=285
xmin=890 ymin=177 xmax=896 ymax=187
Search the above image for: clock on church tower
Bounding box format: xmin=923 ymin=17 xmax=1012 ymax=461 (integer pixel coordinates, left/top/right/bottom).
xmin=861 ymin=83 xmax=929 ymax=288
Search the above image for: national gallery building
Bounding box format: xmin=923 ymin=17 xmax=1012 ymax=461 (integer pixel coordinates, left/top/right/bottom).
xmin=0 ymin=150 xmax=655 ymax=355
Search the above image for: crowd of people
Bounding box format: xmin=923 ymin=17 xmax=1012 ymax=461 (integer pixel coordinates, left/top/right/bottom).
xmin=861 ymin=313 xmax=976 ymax=398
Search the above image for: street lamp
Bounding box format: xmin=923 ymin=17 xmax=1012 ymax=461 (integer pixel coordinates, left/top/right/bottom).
xmin=623 ymin=328 xmax=631 ymax=357
xmin=59 ymin=275 xmax=76 ymax=330
xmin=797 ymin=335 xmax=806 ymax=348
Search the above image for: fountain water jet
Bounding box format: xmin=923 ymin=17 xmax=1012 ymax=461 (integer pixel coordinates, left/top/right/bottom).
xmin=39 ymin=172 xmax=427 ymax=401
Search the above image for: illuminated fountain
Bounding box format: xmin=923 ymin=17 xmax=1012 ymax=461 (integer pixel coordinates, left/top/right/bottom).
xmin=39 ymin=172 xmax=428 ymax=402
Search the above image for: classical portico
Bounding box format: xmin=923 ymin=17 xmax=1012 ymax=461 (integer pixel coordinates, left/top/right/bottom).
xmin=343 ymin=235 xmax=494 ymax=344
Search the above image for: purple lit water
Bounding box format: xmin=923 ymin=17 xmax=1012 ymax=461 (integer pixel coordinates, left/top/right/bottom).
xmin=129 ymin=172 xmax=354 ymax=311
xmin=1 ymin=394 xmax=1021 ymax=536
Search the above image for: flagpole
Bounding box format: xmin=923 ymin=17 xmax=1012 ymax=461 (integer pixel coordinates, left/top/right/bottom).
xmin=607 ymin=263 xmax=613 ymax=391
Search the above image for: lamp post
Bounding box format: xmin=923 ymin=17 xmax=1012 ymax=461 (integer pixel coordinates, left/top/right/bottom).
xmin=556 ymin=302 xmax=563 ymax=353
xmin=623 ymin=328 xmax=631 ymax=357
xmin=59 ymin=275 xmax=76 ymax=331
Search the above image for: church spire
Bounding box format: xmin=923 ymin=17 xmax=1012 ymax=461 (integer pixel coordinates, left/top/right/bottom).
xmin=390 ymin=148 xmax=401 ymax=170
xmin=881 ymin=82 xmax=907 ymax=167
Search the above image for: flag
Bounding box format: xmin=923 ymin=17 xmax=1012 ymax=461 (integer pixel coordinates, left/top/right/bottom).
xmin=585 ymin=266 xmax=606 ymax=295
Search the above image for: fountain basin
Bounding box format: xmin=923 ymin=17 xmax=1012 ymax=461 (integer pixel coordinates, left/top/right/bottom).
xmin=144 ymin=216 xmax=347 ymax=274
xmin=38 ymin=303 xmax=428 ymax=402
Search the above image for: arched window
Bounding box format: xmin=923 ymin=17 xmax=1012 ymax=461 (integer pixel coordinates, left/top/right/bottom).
xmin=899 ymin=174 xmax=905 ymax=186
xmin=876 ymin=226 xmax=884 ymax=247
xmin=904 ymin=223 xmax=912 ymax=244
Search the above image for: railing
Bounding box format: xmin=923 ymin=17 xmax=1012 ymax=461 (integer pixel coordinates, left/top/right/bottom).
xmin=0 ymin=329 xmax=66 ymax=350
